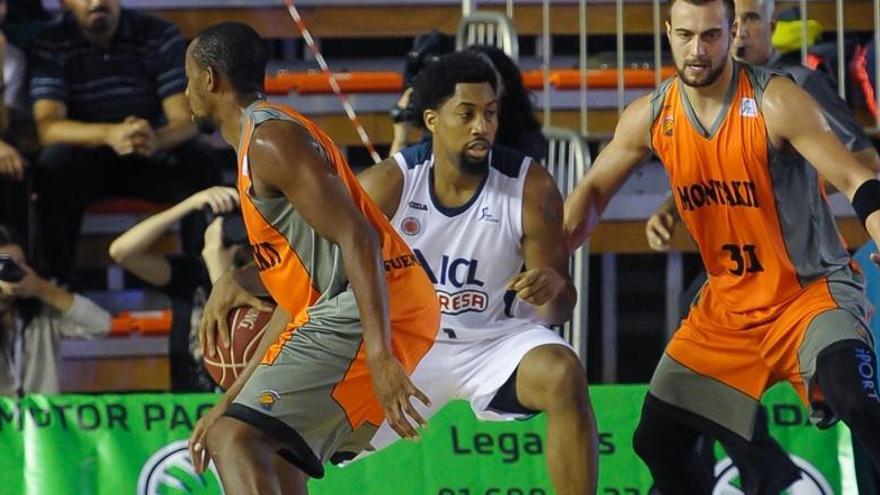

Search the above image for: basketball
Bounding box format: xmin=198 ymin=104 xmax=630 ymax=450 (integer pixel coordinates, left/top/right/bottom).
xmin=202 ymin=305 xmax=275 ymax=390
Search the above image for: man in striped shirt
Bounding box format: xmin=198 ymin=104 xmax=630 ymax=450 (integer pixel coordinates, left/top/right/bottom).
xmin=28 ymin=0 xmax=223 ymax=284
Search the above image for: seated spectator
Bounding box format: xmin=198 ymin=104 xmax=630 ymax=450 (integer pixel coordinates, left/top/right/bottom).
xmin=109 ymin=186 xmax=247 ymax=392
xmin=0 ymin=0 xmax=32 ymax=247
xmin=0 ymin=223 xmax=110 ymax=396
xmin=389 ymin=44 xmax=547 ymax=161
xmin=29 ymin=0 xmax=226 ymax=284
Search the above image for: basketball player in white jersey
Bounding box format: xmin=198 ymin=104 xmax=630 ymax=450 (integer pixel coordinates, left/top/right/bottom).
xmin=358 ymin=52 xmax=598 ymax=495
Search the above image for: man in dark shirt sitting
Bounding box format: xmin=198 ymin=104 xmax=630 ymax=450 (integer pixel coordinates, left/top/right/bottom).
xmin=28 ymin=0 xmax=225 ymax=284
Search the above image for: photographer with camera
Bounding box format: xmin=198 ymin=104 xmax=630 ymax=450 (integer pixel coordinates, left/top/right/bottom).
xmin=388 ymin=30 xmax=453 ymax=156
xmin=0 ymin=224 xmax=110 ymax=396
xmin=109 ymin=186 xmax=249 ymax=391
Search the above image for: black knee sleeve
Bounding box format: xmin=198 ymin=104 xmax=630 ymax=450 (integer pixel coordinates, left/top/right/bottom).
xmin=633 ymin=394 xmax=714 ymax=495
xmin=817 ymin=340 xmax=880 ymax=425
xmin=715 ymin=406 xmax=801 ymax=495
xmin=816 ymin=340 xmax=880 ymax=472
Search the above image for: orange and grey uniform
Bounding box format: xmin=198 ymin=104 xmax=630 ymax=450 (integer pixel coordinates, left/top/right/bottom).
xmin=226 ymin=100 xmax=440 ymax=477
xmin=649 ymin=62 xmax=872 ymax=439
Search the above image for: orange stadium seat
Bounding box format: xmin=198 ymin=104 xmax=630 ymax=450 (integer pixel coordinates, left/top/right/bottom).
xmin=553 ymin=67 xmax=678 ymax=89
xmin=295 ymin=71 xmax=404 ymax=94
xmin=521 ymin=69 xmax=545 ymax=89
xmin=265 ymin=71 xmax=304 ymax=94
xmin=264 ymin=67 xmax=678 ymax=96
xmin=110 ymin=309 xmax=173 ymax=336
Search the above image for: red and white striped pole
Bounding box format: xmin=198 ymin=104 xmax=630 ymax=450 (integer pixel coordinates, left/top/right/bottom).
xmin=283 ymin=0 xmax=383 ymax=164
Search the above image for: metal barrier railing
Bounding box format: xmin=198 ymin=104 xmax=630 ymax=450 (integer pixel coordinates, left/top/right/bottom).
xmin=580 ymin=0 xmax=589 ymax=135
xmin=837 ymin=0 xmax=846 ymax=99
xmin=542 ymin=126 xmax=592 ymax=366
xmin=455 ymin=10 xmax=520 ymax=60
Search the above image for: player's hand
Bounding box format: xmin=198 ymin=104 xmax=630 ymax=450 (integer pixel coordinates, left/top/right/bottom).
xmin=870 ymin=252 xmax=880 ymax=267
xmin=188 ymin=399 xmax=229 ymax=474
xmin=0 ymin=140 xmax=26 ymax=181
xmin=184 ymin=186 xmax=239 ymax=215
xmin=507 ymin=267 xmax=566 ymax=307
xmin=645 ymin=211 xmax=676 ymax=252
xmin=367 ymin=350 xmax=431 ymax=439
xmin=199 ymin=270 xmax=273 ymax=358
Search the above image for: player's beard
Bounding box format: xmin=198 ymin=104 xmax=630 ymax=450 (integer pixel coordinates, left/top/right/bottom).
xmin=676 ymin=54 xmax=728 ymax=88
xmin=458 ymin=149 xmax=489 ymax=175
xmin=193 ymin=115 xmax=217 ymax=135
xmin=457 ymin=138 xmax=491 ymax=175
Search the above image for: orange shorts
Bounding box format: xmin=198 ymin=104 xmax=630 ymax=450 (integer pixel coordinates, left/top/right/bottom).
xmin=651 ymin=272 xmax=870 ymax=438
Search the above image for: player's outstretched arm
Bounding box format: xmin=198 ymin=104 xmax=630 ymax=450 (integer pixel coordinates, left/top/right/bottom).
xmin=357 ymin=157 xmax=405 ymax=219
xmin=512 ymin=164 xmax=577 ymax=325
xmin=763 ymin=77 xmax=880 ymax=259
xmin=563 ymin=95 xmax=654 ymax=251
xmin=248 ymin=120 xmax=429 ymax=439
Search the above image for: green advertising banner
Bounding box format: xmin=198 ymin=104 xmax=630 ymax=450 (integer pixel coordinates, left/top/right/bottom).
xmin=0 ymin=384 xmax=849 ymax=494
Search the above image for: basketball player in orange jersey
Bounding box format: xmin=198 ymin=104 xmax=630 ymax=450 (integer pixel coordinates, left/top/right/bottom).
xmin=181 ymin=23 xmax=440 ymax=494
xmin=641 ymin=1 xmax=880 ymax=492
xmin=565 ymin=0 xmax=880 ymax=492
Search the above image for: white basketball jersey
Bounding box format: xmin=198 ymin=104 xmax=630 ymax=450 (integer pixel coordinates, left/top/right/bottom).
xmin=392 ymin=141 xmax=535 ymax=341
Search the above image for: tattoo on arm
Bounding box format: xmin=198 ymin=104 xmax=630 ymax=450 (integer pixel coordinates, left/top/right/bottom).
xmin=310 ymin=139 xmax=330 ymax=164
xmin=540 ymin=186 xmax=563 ymax=223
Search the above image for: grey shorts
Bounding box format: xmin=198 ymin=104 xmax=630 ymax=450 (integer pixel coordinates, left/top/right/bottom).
xmin=226 ymin=318 xmax=377 ymax=479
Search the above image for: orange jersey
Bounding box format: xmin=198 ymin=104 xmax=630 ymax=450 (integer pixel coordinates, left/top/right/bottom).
xmin=236 ymin=100 xmax=439 ymax=344
xmin=650 ymin=63 xmax=854 ymax=318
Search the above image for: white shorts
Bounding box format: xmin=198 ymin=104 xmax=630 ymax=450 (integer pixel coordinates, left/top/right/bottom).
xmin=361 ymin=325 xmax=572 ymax=456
